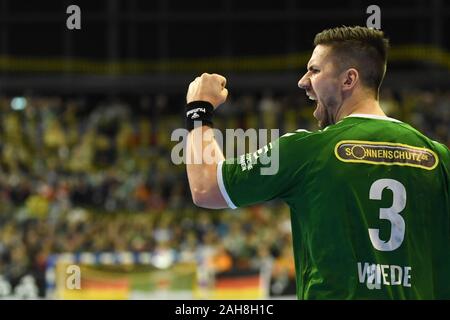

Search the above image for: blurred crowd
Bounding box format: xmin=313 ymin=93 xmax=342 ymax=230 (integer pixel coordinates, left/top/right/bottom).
xmin=0 ymin=88 xmax=448 ymax=297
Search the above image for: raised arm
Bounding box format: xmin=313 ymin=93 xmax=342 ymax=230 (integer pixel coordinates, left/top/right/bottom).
xmin=185 ymin=73 xmax=229 ymax=209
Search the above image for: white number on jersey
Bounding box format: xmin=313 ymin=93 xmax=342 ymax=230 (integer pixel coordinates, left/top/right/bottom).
xmin=368 ymin=179 xmax=407 ymax=251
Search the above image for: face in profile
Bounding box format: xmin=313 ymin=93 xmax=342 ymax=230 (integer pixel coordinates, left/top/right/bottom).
xmin=298 ymin=45 xmax=344 ymax=129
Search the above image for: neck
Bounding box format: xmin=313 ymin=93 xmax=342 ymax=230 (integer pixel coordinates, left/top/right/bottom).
xmin=335 ymin=95 xmax=386 ymax=122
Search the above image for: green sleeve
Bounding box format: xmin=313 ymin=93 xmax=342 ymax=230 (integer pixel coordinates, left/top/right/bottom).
xmin=217 ymin=131 xmax=312 ymax=208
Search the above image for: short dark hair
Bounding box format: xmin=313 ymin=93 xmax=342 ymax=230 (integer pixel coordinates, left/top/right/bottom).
xmin=314 ymin=26 xmax=389 ymax=98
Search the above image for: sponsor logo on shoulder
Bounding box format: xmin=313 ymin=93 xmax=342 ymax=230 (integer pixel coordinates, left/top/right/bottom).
xmin=335 ymin=140 xmax=438 ymax=170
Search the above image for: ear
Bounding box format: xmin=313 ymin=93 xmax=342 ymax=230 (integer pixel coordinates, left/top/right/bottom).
xmin=341 ymin=68 xmax=359 ymax=92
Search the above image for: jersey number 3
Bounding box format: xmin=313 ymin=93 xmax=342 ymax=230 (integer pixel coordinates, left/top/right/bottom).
xmin=368 ymin=178 xmax=407 ymax=251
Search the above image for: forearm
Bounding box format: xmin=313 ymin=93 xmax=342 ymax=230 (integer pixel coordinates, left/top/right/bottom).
xmin=186 ymin=125 xmax=226 ymax=208
xmin=184 ymin=73 xmax=229 ymax=209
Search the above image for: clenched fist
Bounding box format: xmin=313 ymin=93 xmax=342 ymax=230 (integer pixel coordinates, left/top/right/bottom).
xmin=186 ymin=73 xmax=228 ymax=109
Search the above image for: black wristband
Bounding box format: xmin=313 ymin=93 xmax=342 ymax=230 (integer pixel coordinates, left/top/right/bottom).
xmin=185 ymin=101 xmax=214 ymax=131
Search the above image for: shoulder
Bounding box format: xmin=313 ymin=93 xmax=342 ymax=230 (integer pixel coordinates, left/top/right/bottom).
xmin=431 ymin=141 xmax=450 ymax=164
xmin=273 ymin=128 xmax=335 ymax=164
xmin=431 ymin=140 xmax=450 ymax=153
xmin=278 ymin=125 xmax=343 ymax=147
xmin=279 ymin=128 xmax=314 ymax=140
xmin=279 ymin=128 xmax=331 ymax=141
xmin=277 ymin=129 xmax=319 ymax=151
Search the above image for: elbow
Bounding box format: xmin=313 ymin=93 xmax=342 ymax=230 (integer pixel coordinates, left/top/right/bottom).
xmin=191 ymin=191 xmax=211 ymax=209
xmin=188 ymin=171 xmax=227 ymax=209
xmin=191 ymin=187 xmax=225 ymax=209
xmin=192 ymin=195 xmax=204 ymax=208
xmin=187 ymin=163 xmax=225 ymax=209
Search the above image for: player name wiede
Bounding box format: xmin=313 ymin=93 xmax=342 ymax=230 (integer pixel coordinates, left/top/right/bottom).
xmin=175 ymin=304 xmax=209 ymax=318
xmin=357 ymin=262 xmax=411 ymax=289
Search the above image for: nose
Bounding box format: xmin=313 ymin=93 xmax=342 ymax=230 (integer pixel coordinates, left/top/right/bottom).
xmin=298 ymin=73 xmax=310 ymax=90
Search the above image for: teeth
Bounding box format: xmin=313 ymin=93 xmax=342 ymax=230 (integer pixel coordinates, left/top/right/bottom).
xmin=306 ymin=92 xmax=316 ymax=100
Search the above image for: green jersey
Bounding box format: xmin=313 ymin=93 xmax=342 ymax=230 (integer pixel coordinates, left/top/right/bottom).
xmin=218 ymin=114 xmax=450 ymax=299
